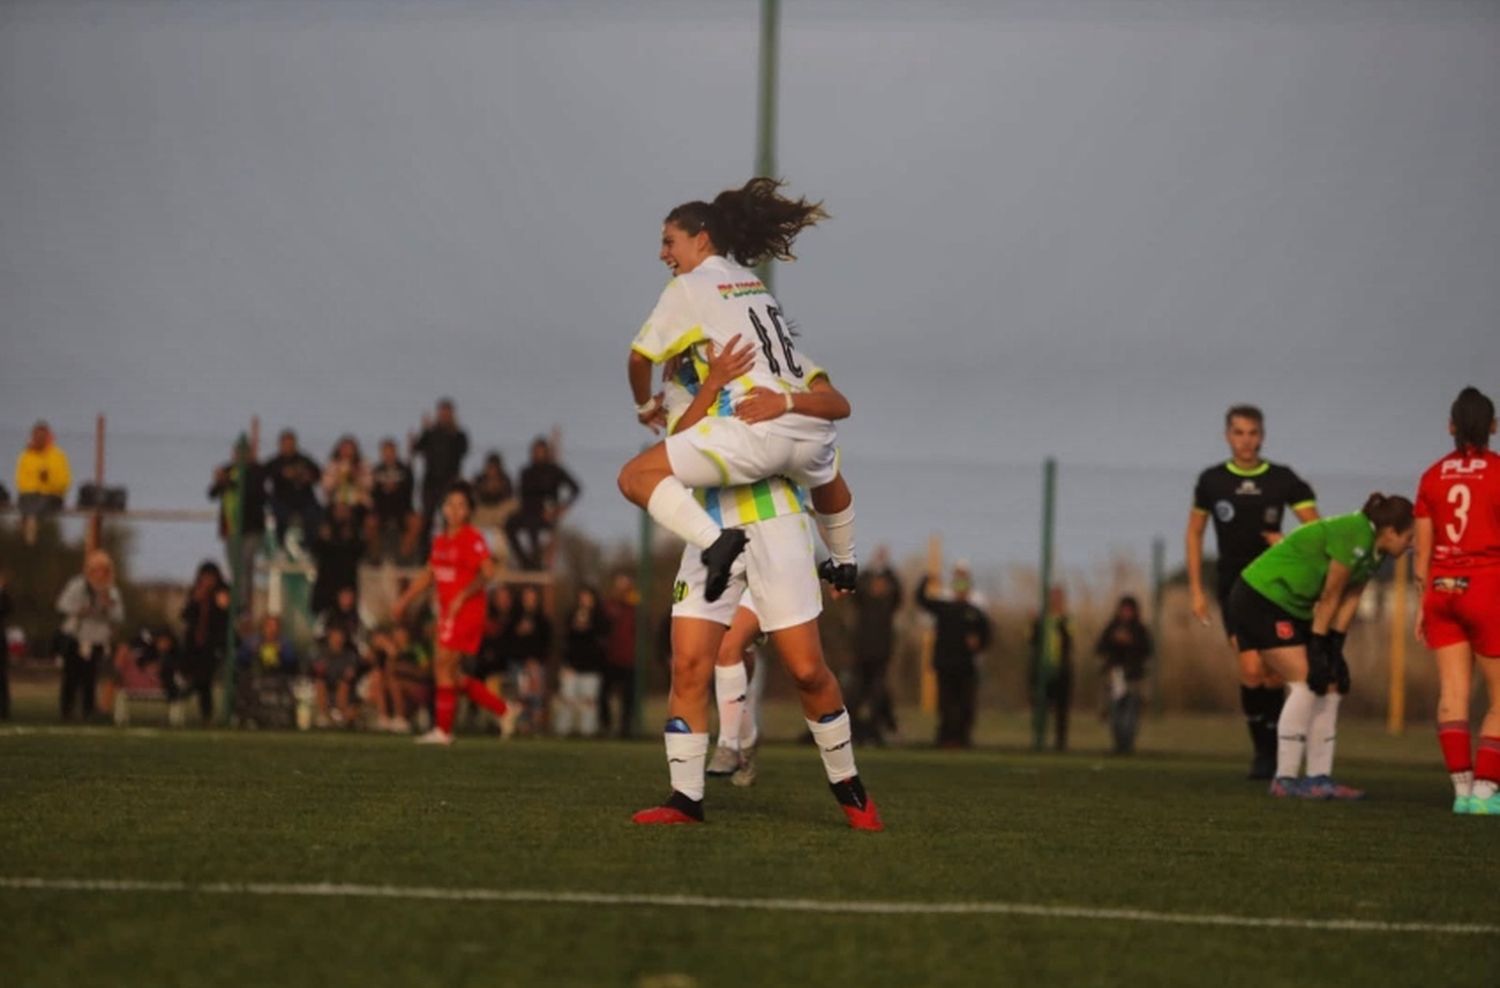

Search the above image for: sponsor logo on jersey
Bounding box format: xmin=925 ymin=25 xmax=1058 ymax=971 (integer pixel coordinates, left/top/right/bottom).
xmin=672 ymin=580 xmax=689 ymax=603
xmin=1235 ymin=481 xmax=1261 ymax=496
xmin=1214 ymin=500 xmax=1235 ymax=522
xmin=1440 ymin=458 xmax=1489 ymax=476
xmin=716 ymin=280 xmax=768 ymax=300
xmin=1276 ymin=621 xmax=1294 ymax=641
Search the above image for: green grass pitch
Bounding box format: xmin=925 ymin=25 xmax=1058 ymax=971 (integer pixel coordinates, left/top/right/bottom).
xmin=2 ymin=714 xmax=1497 ymax=987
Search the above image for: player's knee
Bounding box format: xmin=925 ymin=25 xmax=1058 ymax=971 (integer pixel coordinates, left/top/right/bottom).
xmin=787 ymin=661 xmax=831 ymax=695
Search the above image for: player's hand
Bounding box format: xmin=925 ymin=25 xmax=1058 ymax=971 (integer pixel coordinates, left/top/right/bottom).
xmin=1306 ymin=635 xmax=1333 ymax=695
xmin=1262 ymin=531 xmax=1284 ymax=546
xmin=735 ymin=387 xmax=792 ymax=425
xmin=637 ymin=393 xmax=667 ymax=434
xmin=703 ymin=335 xmax=755 ymax=391
xmin=1190 ymin=589 xmax=1210 ymax=626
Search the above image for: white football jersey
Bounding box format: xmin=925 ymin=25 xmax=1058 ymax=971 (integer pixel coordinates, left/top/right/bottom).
xmin=633 ymin=255 xmax=825 ymax=414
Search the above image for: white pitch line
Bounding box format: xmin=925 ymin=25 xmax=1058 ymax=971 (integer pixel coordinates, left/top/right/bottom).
xmin=1 ymin=877 xmax=1493 ymax=936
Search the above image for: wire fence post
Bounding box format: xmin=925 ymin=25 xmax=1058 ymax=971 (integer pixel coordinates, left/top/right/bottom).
xmin=221 ymin=432 xmax=248 ymax=725
xmin=1150 ymin=535 xmax=1165 ymax=716
xmin=1032 ymin=458 xmax=1057 ymax=751
xmin=631 ymin=505 xmax=654 ymax=740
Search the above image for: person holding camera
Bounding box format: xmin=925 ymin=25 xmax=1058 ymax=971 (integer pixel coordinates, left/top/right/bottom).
xmin=55 ymin=551 xmax=125 ymax=720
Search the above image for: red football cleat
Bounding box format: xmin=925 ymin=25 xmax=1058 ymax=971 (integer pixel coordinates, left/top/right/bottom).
xmin=631 ymin=805 xmax=703 ymax=825
xmin=842 ymin=795 xmax=885 ymax=832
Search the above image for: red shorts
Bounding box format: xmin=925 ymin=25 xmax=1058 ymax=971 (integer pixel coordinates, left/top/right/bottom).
xmin=437 ymin=613 xmax=484 ymax=656
xmin=1423 ymin=569 xmax=1500 ymax=656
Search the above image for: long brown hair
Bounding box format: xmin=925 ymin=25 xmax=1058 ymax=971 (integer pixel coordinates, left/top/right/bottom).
xmin=1361 ymin=492 xmax=1414 ymax=533
xmin=1450 ymin=386 xmax=1495 ymax=454
xmin=665 ymin=178 xmax=828 ymax=268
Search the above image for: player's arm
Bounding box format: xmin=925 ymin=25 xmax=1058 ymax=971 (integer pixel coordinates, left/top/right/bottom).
xmin=1310 ymin=559 xmax=1352 ymax=636
xmin=1330 ymin=580 xmax=1365 ymax=634
xmin=669 ymin=336 xmax=755 ymax=435
xmin=392 ymin=568 xmax=433 ymax=620
xmin=1185 ymin=509 xmax=1210 ymax=624
xmin=1413 ymin=516 xmax=1434 ymax=594
xmin=735 ymin=375 xmax=851 ymax=425
xmin=446 ymin=556 xmax=496 ymax=620
xmin=628 ymin=350 xmax=660 ymax=424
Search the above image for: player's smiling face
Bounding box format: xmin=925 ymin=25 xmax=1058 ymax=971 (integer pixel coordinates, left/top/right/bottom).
xmin=1224 ymin=416 xmax=1263 ymax=464
xmin=660 ymin=222 xmax=714 ymax=276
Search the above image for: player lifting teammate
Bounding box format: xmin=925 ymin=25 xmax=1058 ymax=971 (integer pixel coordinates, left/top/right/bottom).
xmin=618 ymin=178 xmax=857 ymax=603
xmin=1226 ymin=494 xmax=1414 ymax=798
xmin=1415 ymin=386 xmax=1500 ymax=815
xmin=391 ymin=481 xmax=509 ymax=745
xmin=1186 ymin=405 xmax=1318 ymax=779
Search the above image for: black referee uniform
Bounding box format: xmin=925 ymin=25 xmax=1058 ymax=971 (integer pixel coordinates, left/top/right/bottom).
xmin=1192 ymin=461 xmax=1316 ymax=769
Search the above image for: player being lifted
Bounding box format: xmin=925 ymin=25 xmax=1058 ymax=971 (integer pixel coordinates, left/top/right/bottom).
xmin=617 ymin=178 xmax=856 ymax=604
xmin=1186 ymin=405 xmax=1319 ymax=779
xmin=1414 ymin=386 xmax=1500 ymax=815
xmin=1226 ymin=494 xmax=1414 ymax=798
xmin=631 ymin=336 xmax=881 ymax=830
xmin=391 ymin=481 xmax=509 ymax=745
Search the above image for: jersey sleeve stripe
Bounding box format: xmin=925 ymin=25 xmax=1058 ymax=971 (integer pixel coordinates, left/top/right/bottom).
xmin=632 ymin=325 xmax=706 ymax=363
xmin=1291 ymin=499 xmax=1317 ymax=511
xmin=1191 ymin=506 xmax=1210 ymax=515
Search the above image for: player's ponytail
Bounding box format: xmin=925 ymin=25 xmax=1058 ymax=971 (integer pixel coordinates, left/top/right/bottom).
xmin=1361 ymin=492 xmax=1414 ymax=534
xmin=1450 ymin=386 xmax=1495 ymax=453
xmin=665 ymin=178 xmax=827 ymax=268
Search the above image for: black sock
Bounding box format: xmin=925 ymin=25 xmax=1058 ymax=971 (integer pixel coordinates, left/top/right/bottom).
xmin=1258 ymin=687 xmax=1285 ymax=757
xmin=666 ymin=790 xmax=705 ymax=821
xmin=1240 ymin=686 xmax=1261 ymax=749
xmin=830 ymin=775 xmax=869 ymax=811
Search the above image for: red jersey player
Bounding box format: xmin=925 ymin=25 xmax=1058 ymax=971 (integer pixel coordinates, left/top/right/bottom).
xmin=1414 ymin=386 xmax=1500 ymax=815
xmin=393 ymin=481 xmax=509 ymax=745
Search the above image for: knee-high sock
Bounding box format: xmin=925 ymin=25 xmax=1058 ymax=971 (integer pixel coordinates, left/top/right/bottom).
xmin=664 ymin=720 xmax=708 ymax=801
xmin=647 ymin=479 xmax=721 ymax=550
xmin=1275 ymin=682 xmax=1316 ymax=779
xmin=808 ymin=709 xmax=858 ymax=784
xmin=714 ymin=662 xmax=747 ymax=752
xmin=435 ymin=685 xmax=457 ymax=734
xmin=1437 ymin=720 xmax=1473 ymax=797
xmin=815 ymin=504 xmax=857 ymax=565
xmin=1305 ymin=693 xmax=1341 ymax=777
xmin=1240 ymin=685 xmax=1262 ymax=751
xmin=463 ymin=677 xmax=507 ymax=716
xmin=1474 ymin=736 xmax=1500 ymax=800
xmin=1260 ymin=686 xmax=1286 ymax=754
xmin=742 ymin=654 xmax=765 ymax=747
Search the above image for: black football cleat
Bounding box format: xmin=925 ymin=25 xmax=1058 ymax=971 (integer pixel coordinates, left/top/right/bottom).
xmin=702 ymin=528 xmax=750 ymax=603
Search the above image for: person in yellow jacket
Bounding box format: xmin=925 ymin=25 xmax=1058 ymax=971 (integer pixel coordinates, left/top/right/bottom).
xmin=15 ymin=420 xmax=71 ymax=544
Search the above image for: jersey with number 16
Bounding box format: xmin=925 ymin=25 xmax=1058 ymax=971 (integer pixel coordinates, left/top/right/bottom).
xmin=1416 ymin=450 xmax=1500 ymax=576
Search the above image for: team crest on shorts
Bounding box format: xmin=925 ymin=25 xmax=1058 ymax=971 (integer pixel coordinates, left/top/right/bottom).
xmin=673 ymin=580 xmax=689 ymax=603
xmin=1275 ymin=621 xmax=1294 ymax=641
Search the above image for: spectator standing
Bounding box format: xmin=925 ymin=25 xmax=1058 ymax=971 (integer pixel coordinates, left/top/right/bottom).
xmin=852 ymin=546 xmax=903 ymax=744
xmin=309 ymin=504 xmax=366 ymax=616
xmin=600 ymin=574 xmax=639 ymax=737
xmin=510 ymin=585 xmax=553 ymax=735
xmin=411 ymin=398 xmax=470 ymax=541
xmin=555 ymin=586 xmax=610 ymax=737
xmin=1030 ymin=585 xmax=1075 ymax=752
xmin=55 ymin=550 xmax=124 ymax=720
xmin=369 ymin=438 xmax=421 ymax=564
xmin=322 ymin=435 xmax=372 ymax=527
xmin=265 ymin=430 xmax=322 ymax=553
xmin=177 ymin=561 xmax=230 ymax=724
xmin=472 ymin=452 xmax=517 ymax=561
xmin=505 ymin=437 xmax=580 ymax=570
xmin=1095 ymin=595 xmax=1153 ymax=755
xmin=15 ymin=420 xmax=71 ymax=545
xmin=916 ymin=563 xmax=991 ymax=749
xmin=0 ymin=571 xmax=12 ymax=720
xmin=208 ymin=442 xmax=268 ymax=611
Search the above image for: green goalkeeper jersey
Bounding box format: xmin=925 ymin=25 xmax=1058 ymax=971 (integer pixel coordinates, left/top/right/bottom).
xmin=1240 ymin=512 xmax=1383 ymax=620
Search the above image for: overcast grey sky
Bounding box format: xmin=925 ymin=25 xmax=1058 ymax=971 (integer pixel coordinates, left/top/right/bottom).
xmin=3 ymin=0 xmax=1498 ymax=582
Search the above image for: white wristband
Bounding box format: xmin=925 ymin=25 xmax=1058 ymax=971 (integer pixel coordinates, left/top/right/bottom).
xmin=783 ymin=392 xmax=794 ymax=413
xmin=636 ymin=396 xmax=660 ymax=416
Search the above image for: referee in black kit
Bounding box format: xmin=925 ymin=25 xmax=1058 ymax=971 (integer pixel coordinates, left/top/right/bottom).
xmin=1185 ymin=405 xmax=1318 ymax=779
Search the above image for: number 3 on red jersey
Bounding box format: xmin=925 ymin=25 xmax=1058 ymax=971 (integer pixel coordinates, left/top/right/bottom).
xmin=1417 ymin=452 xmax=1500 ymax=573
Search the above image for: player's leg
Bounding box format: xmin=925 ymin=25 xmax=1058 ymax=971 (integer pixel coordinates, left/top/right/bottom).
xmin=1434 ymin=640 xmax=1476 ymax=810
xmin=633 ymin=617 xmax=722 ymax=824
xmin=710 ymin=606 xmax=760 ymax=776
xmin=1472 ymin=652 xmax=1500 ymax=814
xmin=733 ymin=643 xmax=766 ymax=787
xmin=417 ymin=644 xmax=462 ymax=744
xmin=808 ymin=472 xmax=856 ymax=572
xmin=1259 ymin=644 xmax=1313 ymax=795
xmin=617 ymin=441 xmax=745 ymax=602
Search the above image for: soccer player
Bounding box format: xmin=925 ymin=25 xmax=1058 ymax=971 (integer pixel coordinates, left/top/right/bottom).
xmin=1186 ymin=405 xmax=1319 ymax=778
xmin=618 ymin=178 xmax=856 ymax=603
xmin=391 ymin=481 xmax=509 ymax=745
xmin=1225 ymin=494 xmax=1415 ymax=798
xmin=1414 ymin=386 xmax=1500 ymax=815
xmin=631 ymin=338 xmax=881 ymax=830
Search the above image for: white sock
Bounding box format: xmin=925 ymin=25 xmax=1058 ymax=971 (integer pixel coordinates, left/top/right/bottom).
xmin=664 ymin=729 xmax=709 ymax=802
xmin=815 ymin=504 xmax=857 ymax=565
xmin=1275 ymin=682 xmax=1316 ymax=779
xmin=1475 ymin=778 xmax=1499 ymax=800
xmin=807 ymin=709 xmax=858 ymax=784
xmin=714 ymin=662 xmax=747 ymax=753
xmin=647 ymin=478 xmax=721 ymax=550
xmin=741 ymin=654 xmax=765 ymax=748
xmin=1304 ymin=693 xmax=1341 ymax=777
xmin=1452 ymin=770 xmax=1474 ymax=798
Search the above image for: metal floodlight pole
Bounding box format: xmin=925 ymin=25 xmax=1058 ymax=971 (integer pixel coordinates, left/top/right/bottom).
xmin=1150 ymin=536 xmax=1165 ymax=716
xmin=1032 ymin=458 xmax=1057 ymax=751
xmin=221 ymin=433 xmax=249 ymax=724
xmin=754 ymin=0 xmax=780 ymax=294
xmin=632 ymin=505 xmax=654 ymax=739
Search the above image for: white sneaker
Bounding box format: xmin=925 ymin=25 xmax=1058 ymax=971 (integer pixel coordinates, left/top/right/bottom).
xmin=731 ymin=742 xmax=758 ymax=788
xmin=388 ymin=716 xmax=413 ymax=734
xmin=706 ymin=745 xmax=741 ymax=777
xmin=414 ymin=728 xmax=454 ymax=746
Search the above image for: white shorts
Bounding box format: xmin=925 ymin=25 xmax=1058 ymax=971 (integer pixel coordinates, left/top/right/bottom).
xmin=665 ymin=416 xmax=838 ymax=491
xmin=670 ymin=512 xmax=822 ymax=633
